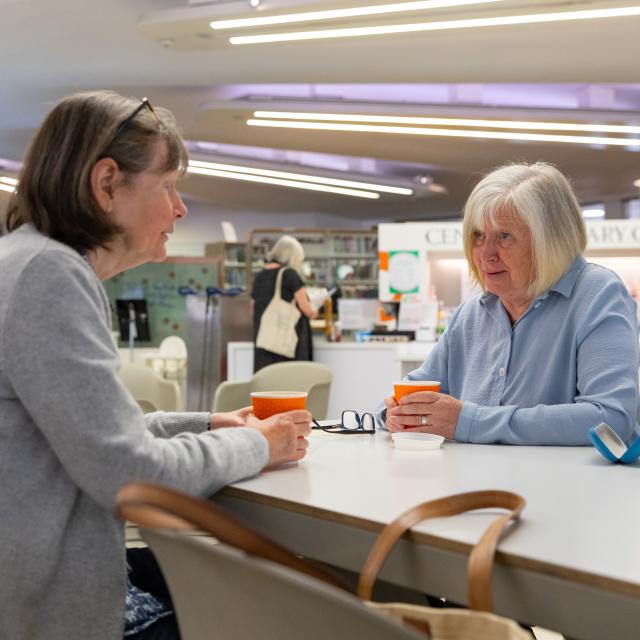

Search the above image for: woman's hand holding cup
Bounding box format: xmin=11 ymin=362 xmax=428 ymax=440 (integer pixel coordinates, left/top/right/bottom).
xmin=248 ymin=410 xmax=312 ymax=467
xmin=385 ymin=381 xmax=462 ymax=440
xmin=248 ymin=392 xmax=311 ymax=467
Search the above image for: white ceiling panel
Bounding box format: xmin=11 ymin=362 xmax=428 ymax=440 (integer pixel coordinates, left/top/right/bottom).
xmin=1 ymin=0 xmax=639 ymax=225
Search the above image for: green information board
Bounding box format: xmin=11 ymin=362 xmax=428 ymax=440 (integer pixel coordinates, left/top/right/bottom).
xmin=103 ymin=259 xmax=219 ymax=347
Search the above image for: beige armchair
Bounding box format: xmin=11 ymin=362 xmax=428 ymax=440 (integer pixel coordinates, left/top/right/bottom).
xmin=213 ymin=361 xmax=333 ymax=419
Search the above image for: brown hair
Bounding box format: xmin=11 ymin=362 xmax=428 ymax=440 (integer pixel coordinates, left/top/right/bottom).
xmin=6 ymin=91 xmax=188 ymax=253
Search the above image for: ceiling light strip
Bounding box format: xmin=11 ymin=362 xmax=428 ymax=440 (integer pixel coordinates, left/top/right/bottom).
xmin=0 ymin=183 xmax=16 ymax=193
xmin=211 ymin=0 xmax=504 ymax=30
xmin=229 ymin=5 xmax=640 ymax=44
xmin=188 ymin=159 xmax=412 ymax=194
xmin=582 ymin=209 xmax=606 ymax=218
xmin=187 ymin=166 xmax=380 ymax=198
xmin=253 ymin=111 xmax=640 ymax=135
xmin=0 ymin=176 xmax=19 ymax=186
xmin=246 ymin=118 xmax=640 ymax=147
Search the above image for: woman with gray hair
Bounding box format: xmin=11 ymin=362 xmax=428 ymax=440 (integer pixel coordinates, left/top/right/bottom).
xmin=0 ymin=91 xmax=311 ymax=640
xmin=380 ymin=162 xmax=639 ymax=445
xmin=251 ymin=234 xmax=319 ymax=372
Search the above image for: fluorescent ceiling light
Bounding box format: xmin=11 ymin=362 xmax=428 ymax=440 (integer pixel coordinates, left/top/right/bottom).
xmin=188 ymin=159 xmax=412 ymax=195
xmin=0 ymin=177 xmax=17 ymax=193
xmin=254 ymin=111 xmax=640 ymax=135
xmin=229 ymin=5 xmax=640 ymax=44
xmin=187 ymin=165 xmax=380 ymax=198
xmin=582 ymin=208 xmax=606 ymax=218
xmin=212 ymin=0 xmax=504 ymax=30
xmin=247 ymin=118 xmax=640 ymax=148
xmin=634 ymin=179 xmax=640 ymax=187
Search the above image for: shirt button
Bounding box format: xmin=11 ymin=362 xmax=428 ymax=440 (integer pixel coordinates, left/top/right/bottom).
xmin=499 ymin=367 xmax=506 ymax=377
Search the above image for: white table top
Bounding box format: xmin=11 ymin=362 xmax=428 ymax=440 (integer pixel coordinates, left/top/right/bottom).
xmin=231 ymin=340 xmax=406 ymax=351
xmin=227 ymin=431 xmax=640 ymax=598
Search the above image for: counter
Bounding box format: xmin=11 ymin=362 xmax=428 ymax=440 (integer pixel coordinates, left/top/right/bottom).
xmin=227 ymin=340 xmax=436 ymax=418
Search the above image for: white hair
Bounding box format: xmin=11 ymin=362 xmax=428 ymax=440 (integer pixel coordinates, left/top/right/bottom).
xmin=267 ymin=235 xmax=305 ymax=272
xmin=463 ymin=162 xmax=587 ymax=298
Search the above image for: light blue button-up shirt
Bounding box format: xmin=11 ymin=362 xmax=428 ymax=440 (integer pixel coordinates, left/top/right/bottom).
xmin=396 ymin=256 xmax=639 ymax=445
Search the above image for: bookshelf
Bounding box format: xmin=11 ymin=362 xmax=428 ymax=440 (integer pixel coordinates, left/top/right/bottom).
xmin=247 ymin=228 xmax=378 ymax=298
xmin=204 ymin=241 xmax=249 ymax=290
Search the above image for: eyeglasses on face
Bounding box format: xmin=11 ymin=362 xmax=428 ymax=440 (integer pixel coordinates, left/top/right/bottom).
xmin=312 ymin=410 xmax=375 ymax=435
xmin=110 ymin=97 xmax=160 ymax=145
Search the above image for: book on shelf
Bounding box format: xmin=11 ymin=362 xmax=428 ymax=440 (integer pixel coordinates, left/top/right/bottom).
xmin=247 ymin=228 xmax=379 ymax=299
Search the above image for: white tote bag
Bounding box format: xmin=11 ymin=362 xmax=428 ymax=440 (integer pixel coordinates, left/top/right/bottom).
xmin=255 ymin=267 xmax=301 ymax=358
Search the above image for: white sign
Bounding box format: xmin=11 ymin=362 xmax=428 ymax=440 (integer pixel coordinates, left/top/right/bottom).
xmin=397 ymin=297 xmax=438 ymax=333
xmin=337 ymin=299 xmax=380 ymax=330
xmin=381 ymin=220 xmax=640 ymax=252
xmin=586 ymin=221 xmax=640 ymax=248
xmin=388 ymin=251 xmax=420 ymax=293
xmin=378 ymin=219 xmax=640 ymax=301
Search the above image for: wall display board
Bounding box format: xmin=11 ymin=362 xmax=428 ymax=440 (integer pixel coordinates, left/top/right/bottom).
xmin=103 ymin=258 xmax=219 ymax=347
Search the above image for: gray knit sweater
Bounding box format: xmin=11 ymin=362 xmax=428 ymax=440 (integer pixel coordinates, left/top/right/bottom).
xmin=0 ymin=225 xmax=268 ymax=639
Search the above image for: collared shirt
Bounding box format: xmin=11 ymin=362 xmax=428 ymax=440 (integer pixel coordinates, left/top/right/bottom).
xmin=399 ymin=256 xmax=639 ymax=445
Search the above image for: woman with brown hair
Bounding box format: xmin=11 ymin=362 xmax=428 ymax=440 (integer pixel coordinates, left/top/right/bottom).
xmin=0 ymin=91 xmax=311 ymax=640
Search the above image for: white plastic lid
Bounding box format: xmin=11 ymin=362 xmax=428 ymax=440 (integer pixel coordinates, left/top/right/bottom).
xmin=391 ymin=432 xmax=444 ymax=451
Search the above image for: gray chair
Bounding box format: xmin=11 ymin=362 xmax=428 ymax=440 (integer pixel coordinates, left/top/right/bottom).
xmin=213 ymin=361 xmax=334 ymax=419
xmin=116 ymin=483 xmax=421 ymax=640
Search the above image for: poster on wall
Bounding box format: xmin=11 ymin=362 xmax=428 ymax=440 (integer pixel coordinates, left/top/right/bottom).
xmin=388 ymin=250 xmax=420 ymax=294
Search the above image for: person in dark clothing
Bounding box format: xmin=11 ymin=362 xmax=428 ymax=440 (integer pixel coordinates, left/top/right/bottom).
xmin=251 ymin=235 xmax=318 ymax=372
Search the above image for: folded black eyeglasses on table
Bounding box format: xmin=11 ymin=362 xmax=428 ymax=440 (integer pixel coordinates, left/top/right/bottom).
xmin=312 ymin=410 xmax=375 ymax=434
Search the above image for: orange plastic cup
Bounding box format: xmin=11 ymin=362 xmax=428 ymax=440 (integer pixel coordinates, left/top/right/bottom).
xmin=393 ymin=380 xmax=441 ymax=403
xmin=250 ymin=391 xmax=308 ymax=420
